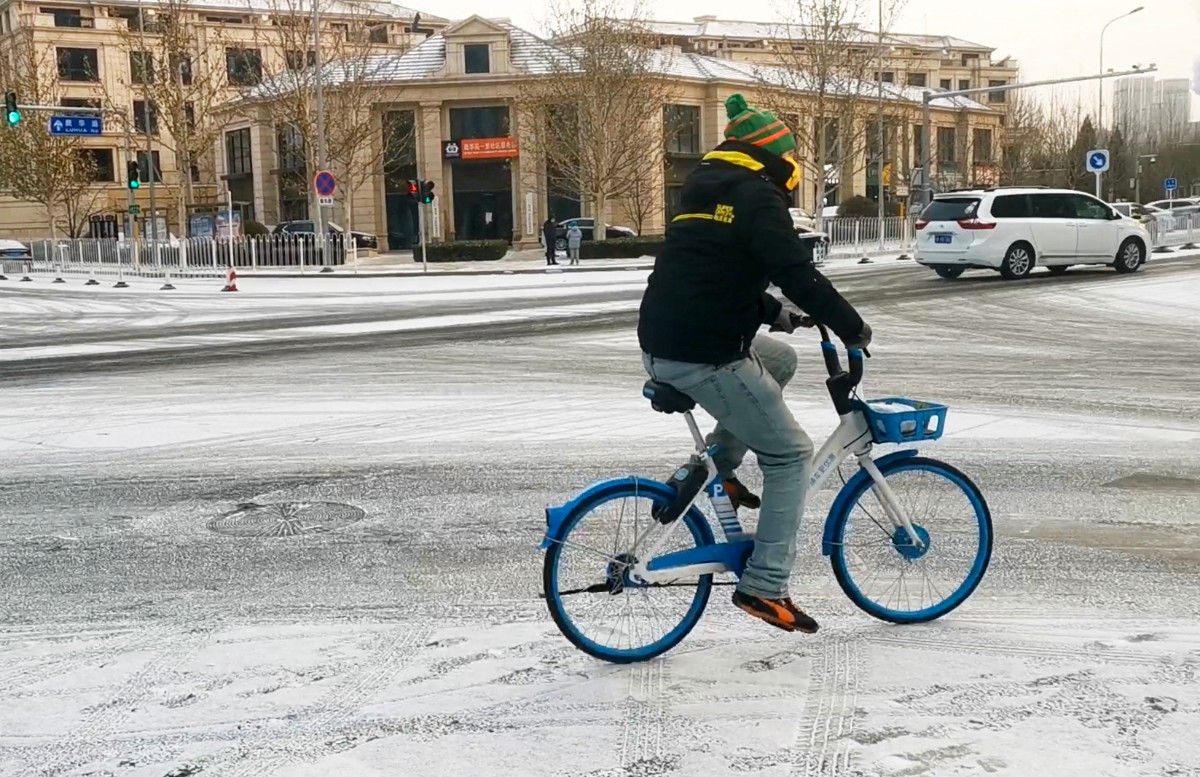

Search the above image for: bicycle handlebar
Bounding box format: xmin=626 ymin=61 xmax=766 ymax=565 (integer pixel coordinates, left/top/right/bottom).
xmin=787 ymin=313 xmax=868 ymax=415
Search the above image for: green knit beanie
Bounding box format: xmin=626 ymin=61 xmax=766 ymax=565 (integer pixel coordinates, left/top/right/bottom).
xmin=723 ymin=93 xmax=797 ymax=156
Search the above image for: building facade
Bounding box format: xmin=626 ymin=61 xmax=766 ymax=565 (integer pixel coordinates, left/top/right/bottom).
xmin=0 ymin=0 xmax=447 ymax=238
xmin=224 ymin=16 xmax=1003 ymax=251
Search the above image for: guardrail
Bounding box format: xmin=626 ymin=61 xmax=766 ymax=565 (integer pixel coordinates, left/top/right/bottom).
xmin=1145 ymin=213 xmax=1200 ymax=253
xmin=817 ymin=216 xmax=917 ymax=258
xmin=21 ymin=233 xmax=360 ymax=279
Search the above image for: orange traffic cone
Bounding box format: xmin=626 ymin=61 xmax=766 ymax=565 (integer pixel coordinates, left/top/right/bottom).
xmin=221 ymin=267 xmax=238 ymax=292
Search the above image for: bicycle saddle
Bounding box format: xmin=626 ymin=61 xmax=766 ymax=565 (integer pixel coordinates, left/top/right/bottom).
xmin=642 ymin=380 xmax=696 ymax=414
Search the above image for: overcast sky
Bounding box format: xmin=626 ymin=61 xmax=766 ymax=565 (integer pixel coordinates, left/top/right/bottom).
xmin=433 ymin=0 xmax=1200 ymax=118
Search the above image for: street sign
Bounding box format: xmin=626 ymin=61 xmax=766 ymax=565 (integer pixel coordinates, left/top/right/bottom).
xmin=1086 ymin=149 xmax=1110 ymax=173
xmin=1165 ymin=177 xmax=1178 ymax=193
xmin=128 ymin=204 xmax=141 ymax=215
xmin=318 ymin=196 xmax=334 ymax=207
xmin=313 ymin=170 xmax=336 ymax=197
xmin=49 ymin=115 xmax=102 ymax=136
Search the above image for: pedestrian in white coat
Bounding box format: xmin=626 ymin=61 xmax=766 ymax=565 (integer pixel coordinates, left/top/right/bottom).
xmin=566 ymin=224 xmax=583 ymax=265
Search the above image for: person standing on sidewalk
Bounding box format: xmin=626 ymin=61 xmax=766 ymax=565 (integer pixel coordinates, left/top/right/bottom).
xmin=542 ymin=218 xmax=558 ymax=265
xmin=566 ymin=223 xmax=583 ymax=265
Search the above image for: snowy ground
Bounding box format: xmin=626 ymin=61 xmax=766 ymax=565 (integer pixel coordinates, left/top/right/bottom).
xmin=2 ymin=259 xmax=1200 ymax=776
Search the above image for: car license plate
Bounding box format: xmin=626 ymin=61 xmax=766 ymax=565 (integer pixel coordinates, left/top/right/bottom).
xmin=934 ymin=234 xmax=952 ymax=244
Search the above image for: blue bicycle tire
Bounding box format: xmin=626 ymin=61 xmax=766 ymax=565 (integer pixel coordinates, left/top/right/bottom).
xmin=543 ymin=484 xmax=714 ymax=663
xmin=829 ymin=456 xmax=993 ymax=624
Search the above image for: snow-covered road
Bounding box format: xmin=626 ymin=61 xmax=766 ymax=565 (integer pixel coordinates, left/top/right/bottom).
xmin=2 ymin=260 xmax=1200 ymax=776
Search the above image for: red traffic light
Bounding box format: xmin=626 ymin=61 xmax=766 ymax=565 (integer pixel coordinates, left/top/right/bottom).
xmin=406 ymin=180 xmax=418 ymax=197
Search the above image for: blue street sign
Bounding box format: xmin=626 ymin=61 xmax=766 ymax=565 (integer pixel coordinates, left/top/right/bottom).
xmin=313 ymin=170 xmax=336 ymax=197
xmin=1086 ymin=149 xmax=1109 ymax=173
xmin=48 ymin=115 xmax=102 ymax=136
xmin=1165 ymin=177 xmax=1178 ymax=192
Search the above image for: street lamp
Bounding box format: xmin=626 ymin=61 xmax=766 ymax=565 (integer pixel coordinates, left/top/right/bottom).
xmin=1099 ymin=6 xmax=1143 ymax=128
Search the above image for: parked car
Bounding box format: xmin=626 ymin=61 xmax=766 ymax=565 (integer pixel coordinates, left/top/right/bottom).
xmin=1109 ymin=201 xmax=1157 ymax=226
xmin=789 ymin=207 xmax=817 ymax=230
xmin=914 ymin=187 xmax=1151 ymax=280
xmin=795 ymin=223 xmax=829 ymax=265
xmin=273 ymin=220 xmax=378 ymax=250
xmin=0 ymin=238 xmax=32 ymax=273
xmin=541 ymin=218 xmax=637 ymax=252
xmin=1145 ymin=198 xmax=1200 ymax=218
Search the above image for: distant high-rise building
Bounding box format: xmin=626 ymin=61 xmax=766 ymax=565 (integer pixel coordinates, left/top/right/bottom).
xmin=1113 ymin=75 xmax=1194 ymax=147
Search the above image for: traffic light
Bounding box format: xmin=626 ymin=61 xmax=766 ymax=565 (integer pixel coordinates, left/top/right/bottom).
xmin=405 ymin=179 xmax=418 ymax=200
xmin=4 ymin=91 xmax=18 ymax=127
xmin=127 ymin=159 xmax=141 ymax=189
xmin=419 ymin=180 xmax=435 ymax=204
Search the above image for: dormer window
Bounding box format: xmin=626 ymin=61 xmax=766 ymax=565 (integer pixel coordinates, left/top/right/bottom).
xmin=464 ymin=43 xmax=490 ymax=74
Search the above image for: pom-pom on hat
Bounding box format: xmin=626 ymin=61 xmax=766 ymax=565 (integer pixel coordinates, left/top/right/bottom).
xmin=723 ymin=93 xmax=797 ymax=157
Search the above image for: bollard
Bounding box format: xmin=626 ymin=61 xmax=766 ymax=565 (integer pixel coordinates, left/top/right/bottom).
xmin=52 ymin=264 xmax=66 ymax=283
xmin=113 ymin=265 xmax=129 ymax=288
xmin=85 ymin=269 xmax=99 ymax=286
xmin=221 ymin=267 xmax=238 ymax=292
xmin=160 ymin=270 xmax=176 ymax=291
xmin=858 ymin=256 xmax=873 ymax=264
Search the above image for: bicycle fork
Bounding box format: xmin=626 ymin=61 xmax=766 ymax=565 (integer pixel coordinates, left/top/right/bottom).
xmin=857 ymin=453 xmax=925 ymax=550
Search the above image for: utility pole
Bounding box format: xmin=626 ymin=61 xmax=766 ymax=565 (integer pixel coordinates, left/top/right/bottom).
xmin=916 ymin=66 xmax=1157 ymax=210
xmin=875 ymin=0 xmax=885 ymax=250
xmin=312 ymin=0 xmax=328 ymax=241
xmin=136 ymin=0 xmax=158 ymax=244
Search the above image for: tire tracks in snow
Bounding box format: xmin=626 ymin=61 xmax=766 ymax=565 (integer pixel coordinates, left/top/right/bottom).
xmin=793 ymin=634 xmax=862 ymax=777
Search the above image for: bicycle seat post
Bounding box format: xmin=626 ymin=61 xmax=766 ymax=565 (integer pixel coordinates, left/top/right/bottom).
xmin=683 ymin=411 xmax=707 ymax=453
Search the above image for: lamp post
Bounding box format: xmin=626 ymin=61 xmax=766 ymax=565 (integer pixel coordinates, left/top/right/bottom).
xmin=875 ymin=0 xmax=885 ymax=250
xmin=1099 ymin=6 xmax=1143 ymax=128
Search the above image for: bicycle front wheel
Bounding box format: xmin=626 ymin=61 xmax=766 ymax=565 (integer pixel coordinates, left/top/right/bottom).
xmin=828 ymin=456 xmax=992 ymax=624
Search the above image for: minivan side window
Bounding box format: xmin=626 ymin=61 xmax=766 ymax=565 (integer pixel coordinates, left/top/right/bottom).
xmin=990 ymin=194 xmax=1030 ymax=219
xmin=1070 ymin=194 xmax=1112 ymax=220
xmin=1031 ymin=193 xmax=1078 ymax=219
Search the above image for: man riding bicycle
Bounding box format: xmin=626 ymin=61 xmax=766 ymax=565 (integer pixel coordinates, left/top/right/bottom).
xmin=637 ymin=94 xmax=872 ymax=634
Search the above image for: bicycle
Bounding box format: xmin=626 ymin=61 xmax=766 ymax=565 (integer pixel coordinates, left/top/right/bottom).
xmin=539 ymin=318 xmax=994 ymax=664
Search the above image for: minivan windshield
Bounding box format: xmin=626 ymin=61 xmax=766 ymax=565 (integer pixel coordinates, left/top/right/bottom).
xmin=921 ymin=198 xmax=980 ymax=221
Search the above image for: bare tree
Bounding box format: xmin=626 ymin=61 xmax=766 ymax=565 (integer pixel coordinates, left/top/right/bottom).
xmin=101 ymin=0 xmax=233 ymax=234
xmin=519 ymin=0 xmax=677 ymax=240
xmin=757 ymin=0 xmax=905 ymax=210
xmin=0 ymin=31 xmax=106 ymax=238
xmin=234 ymin=0 xmax=416 ymax=230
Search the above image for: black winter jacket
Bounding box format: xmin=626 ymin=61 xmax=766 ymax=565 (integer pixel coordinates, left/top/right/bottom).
xmin=637 ymin=140 xmax=865 ymax=365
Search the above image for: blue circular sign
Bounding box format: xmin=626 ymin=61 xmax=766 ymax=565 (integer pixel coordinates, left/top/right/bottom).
xmin=314 ymin=170 xmax=336 ymax=196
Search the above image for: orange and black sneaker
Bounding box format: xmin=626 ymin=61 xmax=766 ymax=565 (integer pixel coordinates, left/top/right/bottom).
xmin=723 ymin=477 xmax=761 ymax=510
xmin=732 ymin=590 xmax=820 ymax=633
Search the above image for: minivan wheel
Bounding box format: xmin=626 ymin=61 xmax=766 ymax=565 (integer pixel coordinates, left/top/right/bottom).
xmin=1114 ymin=238 xmax=1144 ymax=274
xmin=999 ymin=243 xmax=1035 ymax=280
xmin=934 ymin=266 xmax=966 ymax=279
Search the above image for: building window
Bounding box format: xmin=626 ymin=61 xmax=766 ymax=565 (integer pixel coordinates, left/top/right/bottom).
xmin=129 ymin=50 xmax=154 ymax=85
xmin=189 ymin=164 xmax=201 ymax=183
xmin=225 ymin=47 xmax=263 ymax=86
xmin=170 ymin=54 xmax=193 ymax=85
xmin=939 ymin=78 xmax=951 ymax=90
xmin=906 ymin=72 xmax=927 ymax=88
xmin=448 ymin=106 xmax=509 ymax=139
xmin=42 ymin=7 xmax=89 ymax=27
xmin=973 ymin=128 xmax=993 ymax=163
xmin=285 ymin=50 xmax=316 ymax=70
xmin=937 ymin=126 xmax=957 ymax=164
xmin=225 ymin=127 xmax=252 ymax=176
xmin=184 ymin=102 xmax=196 ymax=130
xmin=958 ymin=79 xmax=970 ymax=91
xmin=663 ymin=105 xmax=700 ymax=156
xmin=276 ymin=123 xmax=308 ymax=222
xmin=368 ymin=24 xmax=388 ymax=43
xmin=77 ymin=148 xmax=114 ymax=181
xmin=464 ymin=43 xmax=490 ymax=74
xmin=988 ymin=80 xmax=1007 ymax=103
xmin=913 ymin=123 xmax=924 ymax=165
xmin=137 ymin=150 xmax=163 ymax=183
xmin=56 ymin=47 xmax=99 ymax=82
xmin=876 ymin=70 xmax=894 ymax=83
xmin=331 ymin=22 xmax=348 ymax=38
xmin=61 ymin=97 xmax=101 ymax=113
xmin=133 ymin=100 xmax=158 ymax=134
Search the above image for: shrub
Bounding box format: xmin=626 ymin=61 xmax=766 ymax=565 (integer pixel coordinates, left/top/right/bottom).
xmin=413 ymin=239 xmax=509 ymax=263
xmin=242 ymin=220 xmax=271 ymax=236
xmin=579 ymin=236 xmax=665 ymax=260
xmin=836 ymin=195 xmax=903 ymax=218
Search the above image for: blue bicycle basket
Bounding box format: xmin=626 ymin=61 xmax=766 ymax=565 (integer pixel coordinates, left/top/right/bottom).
xmin=860 ymin=397 xmax=948 ymax=444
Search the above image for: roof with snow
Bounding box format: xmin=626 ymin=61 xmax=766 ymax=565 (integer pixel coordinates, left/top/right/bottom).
xmin=628 ymin=16 xmax=995 ymax=52
xmin=237 ymin=17 xmax=992 ymax=112
xmin=105 ymin=0 xmax=443 ymax=22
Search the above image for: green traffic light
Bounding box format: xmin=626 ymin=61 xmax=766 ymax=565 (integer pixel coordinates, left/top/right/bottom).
xmin=129 ymin=180 xmax=140 ymax=189
xmin=5 ymin=110 xmax=18 ymax=126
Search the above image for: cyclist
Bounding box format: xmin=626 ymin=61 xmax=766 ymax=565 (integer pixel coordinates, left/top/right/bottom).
xmin=637 ymin=93 xmax=872 ymax=634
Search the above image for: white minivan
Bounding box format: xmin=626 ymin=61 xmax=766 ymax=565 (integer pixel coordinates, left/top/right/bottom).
xmin=914 ymin=187 xmax=1152 ymax=280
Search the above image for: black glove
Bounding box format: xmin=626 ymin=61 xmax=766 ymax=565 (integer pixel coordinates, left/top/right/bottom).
xmin=768 ymin=308 xmax=796 ymax=333
xmin=842 ymin=322 xmax=872 ymax=351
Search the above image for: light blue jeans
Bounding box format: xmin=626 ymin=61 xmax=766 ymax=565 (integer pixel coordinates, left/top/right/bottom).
xmin=641 ymin=334 xmax=814 ymax=598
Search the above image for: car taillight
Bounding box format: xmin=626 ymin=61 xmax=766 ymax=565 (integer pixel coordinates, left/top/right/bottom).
xmin=914 ymin=218 xmax=929 ymax=230
xmin=957 ymin=218 xmax=996 ymax=230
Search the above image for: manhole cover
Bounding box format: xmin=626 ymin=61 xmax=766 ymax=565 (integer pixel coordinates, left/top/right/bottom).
xmin=207 ymin=502 xmax=365 ymax=538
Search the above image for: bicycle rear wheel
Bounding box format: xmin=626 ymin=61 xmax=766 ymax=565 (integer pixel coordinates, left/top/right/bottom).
xmin=543 ymin=483 xmax=714 ymax=663
xmin=828 ymin=456 xmax=992 ymax=624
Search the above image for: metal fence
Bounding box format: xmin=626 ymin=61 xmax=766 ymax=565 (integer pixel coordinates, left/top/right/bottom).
xmin=20 ymin=232 xmax=359 ymax=279
xmin=1145 ymin=213 xmax=1200 ymax=252
xmin=818 ymin=216 xmax=917 ymax=258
